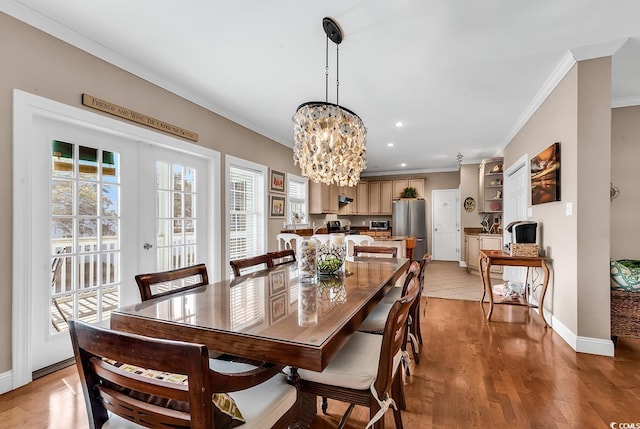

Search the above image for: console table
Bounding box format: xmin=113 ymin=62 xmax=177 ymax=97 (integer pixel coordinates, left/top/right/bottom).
xmin=478 ymin=249 xmax=550 ymax=328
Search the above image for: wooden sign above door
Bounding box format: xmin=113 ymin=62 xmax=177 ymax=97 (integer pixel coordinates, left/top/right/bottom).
xmin=82 ymin=94 xmax=198 ymax=142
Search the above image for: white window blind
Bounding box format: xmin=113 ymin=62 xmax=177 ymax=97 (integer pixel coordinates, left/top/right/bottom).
xmin=287 ymin=174 xmax=307 ymax=224
xmin=228 ymin=163 xmax=265 ymax=277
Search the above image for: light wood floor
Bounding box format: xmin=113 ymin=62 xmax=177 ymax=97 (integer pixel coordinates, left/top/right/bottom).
xmin=2 ymin=262 xmax=639 ymax=428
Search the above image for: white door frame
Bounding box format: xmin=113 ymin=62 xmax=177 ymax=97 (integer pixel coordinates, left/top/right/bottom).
xmin=12 ymin=89 xmax=221 ymax=389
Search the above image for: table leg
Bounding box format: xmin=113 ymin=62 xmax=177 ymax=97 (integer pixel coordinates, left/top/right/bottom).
xmin=478 ymin=253 xmax=487 ymax=303
xmin=484 ymin=257 xmax=494 ymax=321
xmin=537 ymin=261 xmax=550 ymax=328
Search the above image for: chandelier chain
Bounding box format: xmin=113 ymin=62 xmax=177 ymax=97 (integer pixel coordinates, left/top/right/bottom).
xmin=325 ymin=35 xmax=329 ymax=103
xmin=336 ymin=44 xmax=339 ymax=106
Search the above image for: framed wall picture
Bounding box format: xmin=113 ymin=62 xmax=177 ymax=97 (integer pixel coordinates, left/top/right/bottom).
xmin=531 ymin=142 xmax=561 ymax=205
xmin=269 ymin=194 xmax=286 ymax=218
xmin=269 ymin=169 xmax=286 ymax=193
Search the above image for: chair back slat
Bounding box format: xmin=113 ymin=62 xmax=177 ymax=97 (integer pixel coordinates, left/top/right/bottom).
xmin=135 ymin=264 xmax=209 ymax=302
xmin=354 ymin=245 xmax=398 ymax=258
xmin=267 ymin=249 xmax=296 ymax=267
xmin=230 ymin=254 xmax=272 ymax=277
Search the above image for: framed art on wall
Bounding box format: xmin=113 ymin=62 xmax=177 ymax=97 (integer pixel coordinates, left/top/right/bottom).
xmin=531 ymin=142 xmax=561 ymax=205
xmin=269 ymin=194 xmax=286 ymax=218
xmin=269 ymin=169 xmax=286 ymax=193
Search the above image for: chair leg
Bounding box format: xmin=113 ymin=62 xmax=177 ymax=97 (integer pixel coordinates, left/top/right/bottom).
xmin=392 ymin=372 xmax=406 ymax=411
xmin=392 ymin=403 xmax=404 ymax=429
xmin=337 ymin=403 xmax=355 ymax=429
xmin=321 ymin=396 xmax=329 ymax=414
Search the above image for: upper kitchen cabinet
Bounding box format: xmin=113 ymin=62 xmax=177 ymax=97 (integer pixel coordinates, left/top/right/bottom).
xmin=392 ymin=178 xmax=425 ymax=199
xmin=368 ymin=180 xmax=393 ymax=215
xmin=356 ymin=181 xmax=369 ymax=215
xmin=338 ymin=184 xmax=357 ymax=215
xmin=309 ymin=181 xmax=338 ymax=214
xmin=478 ymin=158 xmax=503 ymax=214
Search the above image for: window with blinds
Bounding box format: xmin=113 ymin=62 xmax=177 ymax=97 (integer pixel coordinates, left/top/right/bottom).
xmin=228 ymin=164 xmax=265 ymax=277
xmin=287 ymin=174 xmax=307 ymax=224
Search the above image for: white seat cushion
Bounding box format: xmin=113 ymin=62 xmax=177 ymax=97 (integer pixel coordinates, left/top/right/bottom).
xmin=381 ymin=287 xmax=403 ymax=304
xmin=103 ymin=359 xmax=296 ymax=429
xmin=297 ymin=332 xmax=382 ymax=390
xmin=358 ymin=303 xmax=393 ymax=333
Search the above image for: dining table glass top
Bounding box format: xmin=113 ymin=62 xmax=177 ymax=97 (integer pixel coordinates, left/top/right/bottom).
xmin=113 ymin=258 xmax=409 ymax=349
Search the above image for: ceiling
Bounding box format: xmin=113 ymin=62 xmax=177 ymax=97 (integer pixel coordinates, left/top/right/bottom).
xmin=3 ymin=0 xmax=640 ymax=175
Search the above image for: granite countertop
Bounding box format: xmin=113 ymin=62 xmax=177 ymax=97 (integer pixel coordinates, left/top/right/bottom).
xmin=464 ymin=227 xmax=502 ymax=236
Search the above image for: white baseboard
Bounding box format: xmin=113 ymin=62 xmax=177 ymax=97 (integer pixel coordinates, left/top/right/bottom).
xmin=528 ymin=296 xmax=614 ymax=357
xmin=549 ymin=311 xmax=614 ymax=357
xmin=459 ymin=261 xmax=467 ymax=268
xmin=0 ymin=370 xmax=13 ymax=395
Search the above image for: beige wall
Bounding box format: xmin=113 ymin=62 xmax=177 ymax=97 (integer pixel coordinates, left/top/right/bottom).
xmin=0 ymin=13 xmax=299 ymax=372
xmin=611 ymin=106 xmax=640 ymax=260
xmin=502 ymin=58 xmax=612 ymax=339
xmin=459 ymin=163 xmax=486 ymax=263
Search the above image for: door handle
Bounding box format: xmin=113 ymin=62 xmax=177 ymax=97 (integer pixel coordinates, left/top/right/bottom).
xmin=143 ymin=243 xmax=153 ymax=250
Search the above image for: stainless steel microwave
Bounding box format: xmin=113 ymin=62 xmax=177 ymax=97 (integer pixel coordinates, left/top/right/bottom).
xmin=369 ymin=220 xmax=389 ymax=230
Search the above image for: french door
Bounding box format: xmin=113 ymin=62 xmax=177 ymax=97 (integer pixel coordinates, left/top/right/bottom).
xmin=29 ymin=118 xmax=209 ymax=374
xmin=31 ymin=114 xmax=138 ymax=372
xmin=137 ymin=143 xmax=208 ymax=276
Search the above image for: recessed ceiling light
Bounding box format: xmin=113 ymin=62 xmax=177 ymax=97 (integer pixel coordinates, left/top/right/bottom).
xmin=400 ymin=163 xmax=406 ymax=167
xmin=387 ymin=142 xmax=394 ymax=147
xmin=394 ymin=121 xmax=405 ymax=128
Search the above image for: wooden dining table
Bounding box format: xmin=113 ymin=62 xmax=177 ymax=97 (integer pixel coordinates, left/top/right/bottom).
xmin=110 ymin=257 xmax=409 ymax=426
xmin=111 ymin=257 xmax=409 ymax=372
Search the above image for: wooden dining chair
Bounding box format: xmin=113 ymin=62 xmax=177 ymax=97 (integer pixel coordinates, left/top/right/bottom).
xmin=354 ymin=245 xmax=398 ymax=258
xmin=135 ymin=263 xmax=209 ymax=302
xmin=69 ymin=319 xmax=297 ymax=429
xmin=344 ymin=235 xmax=374 ymax=260
xmin=358 ymin=255 xmax=431 ymax=364
xmin=294 ymin=276 xmax=420 ymax=429
xmin=229 ymin=254 xmax=273 ymax=277
xmin=266 ymin=249 xmax=296 ymax=267
xmin=276 ymin=233 xmax=302 ymax=251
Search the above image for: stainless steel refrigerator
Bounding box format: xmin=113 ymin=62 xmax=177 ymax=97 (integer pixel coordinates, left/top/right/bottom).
xmin=392 ymin=199 xmax=426 ymax=260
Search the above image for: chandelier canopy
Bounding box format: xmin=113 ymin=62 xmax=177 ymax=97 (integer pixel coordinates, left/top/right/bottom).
xmin=292 ymin=17 xmax=366 ymax=187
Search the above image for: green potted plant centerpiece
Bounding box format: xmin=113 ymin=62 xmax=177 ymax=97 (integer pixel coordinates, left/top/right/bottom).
xmin=401 ymin=186 xmax=418 ymax=198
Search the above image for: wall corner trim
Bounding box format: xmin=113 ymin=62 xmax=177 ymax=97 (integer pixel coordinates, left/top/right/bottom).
xmin=0 ymin=370 xmax=13 ymax=395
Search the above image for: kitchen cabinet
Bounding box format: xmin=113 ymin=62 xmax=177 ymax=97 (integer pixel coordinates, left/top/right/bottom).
xmin=368 ymin=181 xmax=381 ymax=214
xmin=466 ymin=234 xmax=503 ymax=275
xmin=393 ymin=180 xmax=409 ymax=198
xmin=479 ymin=158 xmax=503 ymax=214
xmin=309 ymin=181 xmax=338 ymax=214
xmin=338 ymin=184 xmax=357 ymax=215
xmin=409 ymin=178 xmax=425 ymax=198
xmin=392 ymin=178 xmax=425 ymax=198
xmin=356 ymin=181 xmax=369 ymax=215
xmin=380 ymin=181 xmax=393 ymax=214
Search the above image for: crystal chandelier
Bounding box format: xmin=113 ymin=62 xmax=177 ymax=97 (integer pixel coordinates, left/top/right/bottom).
xmin=292 ymin=17 xmax=367 ymax=187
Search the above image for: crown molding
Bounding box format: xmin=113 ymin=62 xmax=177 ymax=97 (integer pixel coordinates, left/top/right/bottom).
xmin=498 ymin=38 xmax=630 ymax=154
xmin=0 ymin=1 xmax=287 ymax=146
xmin=611 ymin=95 xmax=640 ymax=108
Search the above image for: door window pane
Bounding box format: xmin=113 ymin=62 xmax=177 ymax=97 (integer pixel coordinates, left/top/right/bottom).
xmin=50 ymin=141 xmax=121 ymax=334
